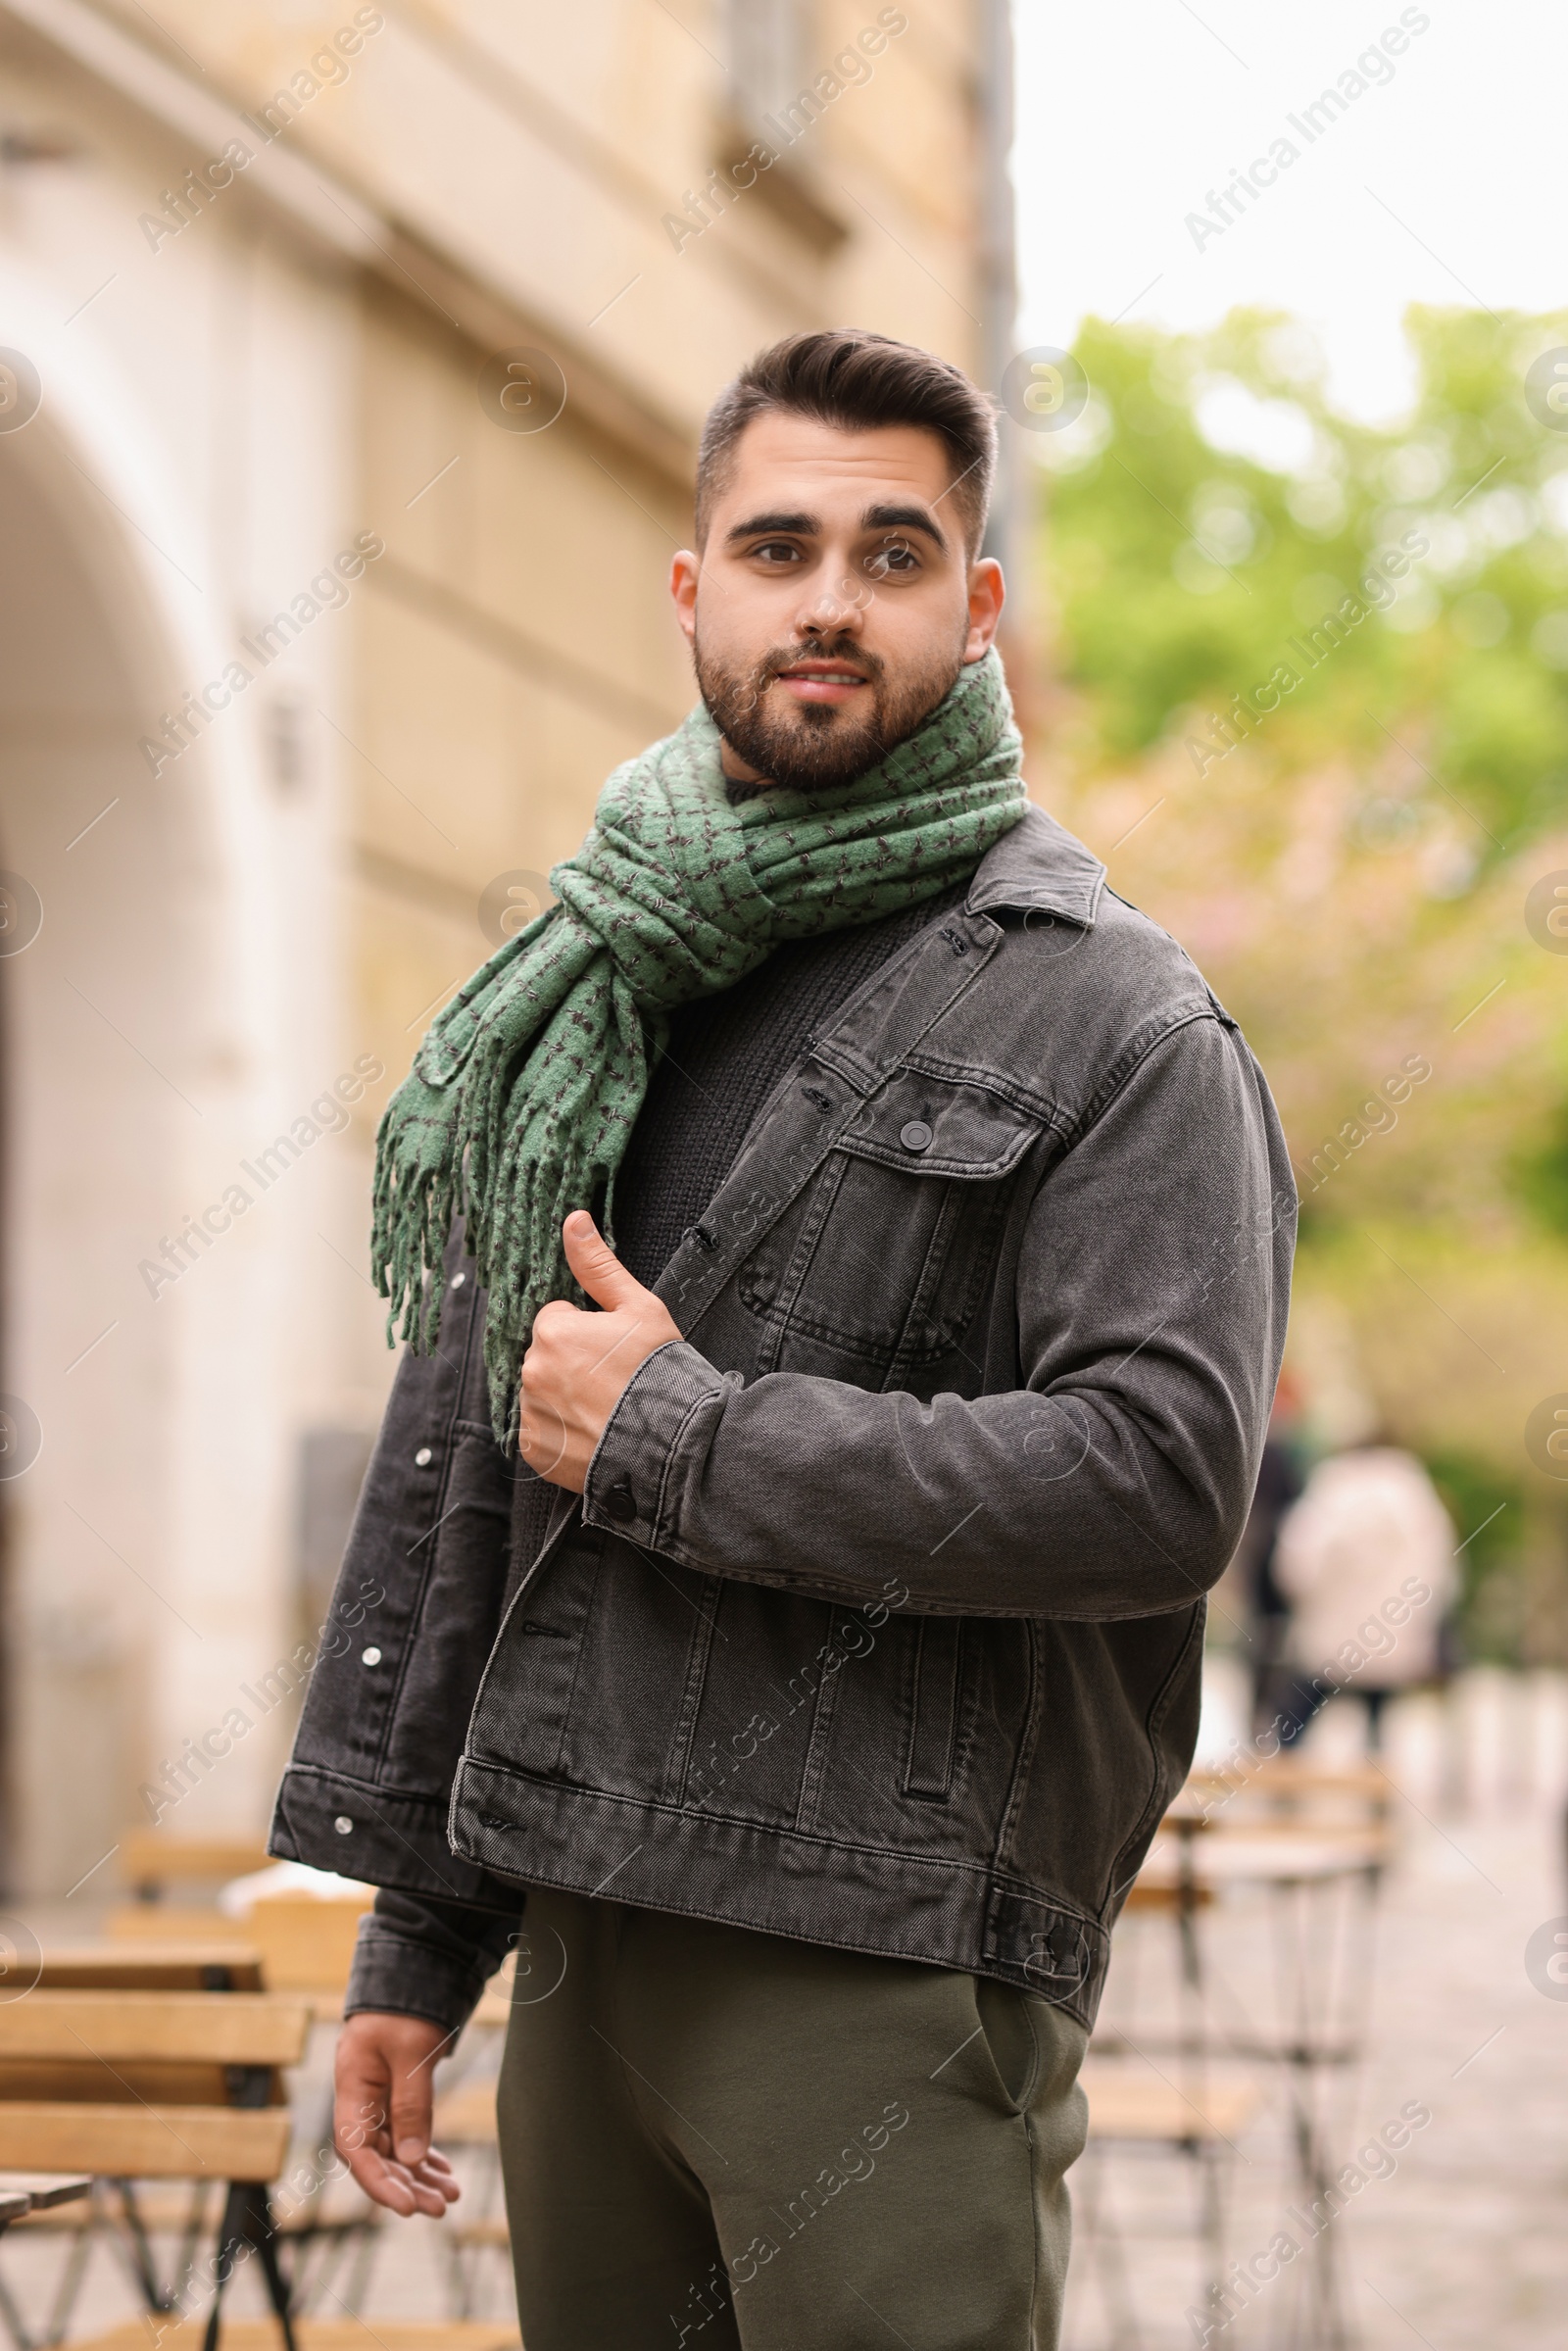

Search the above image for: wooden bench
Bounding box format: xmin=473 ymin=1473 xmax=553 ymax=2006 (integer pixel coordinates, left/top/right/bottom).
xmin=1082 ymin=2067 xmax=1263 ymax=2146
xmin=75 ymin=2326 xmax=520 ymax=2349
xmin=0 ymin=1993 xmax=305 ymax=2341
xmin=31 ymin=1946 xmax=265 ymax=1993
xmin=1072 ymin=2062 xmax=1266 ymax=2341
xmin=3 ymin=1975 xmax=380 ymax=2341
xmin=108 ymin=1896 xmax=373 ymax=2018
xmin=0 ymin=1954 xmax=274 ymax=2337
xmin=220 ymin=1898 xmax=370 ymax=2000
xmin=430 ymin=2080 xmax=513 ymax=2317
xmin=0 ymin=1991 xmax=304 ymax=2171
xmin=0 ymin=1990 xmax=306 ymax=2344
xmin=118 ymin=1834 xmax=274 ymax=1904
xmin=1185 ymin=1755 xmax=1396 ymax=1832
xmin=105 ymin=1836 xmax=277 ymax=1948
xmin=431 ymin=2084 xmax=497 ymax=2153
xmin=104 ymin=1907 xmax=256 ymax=1949
xmin=0 ymin=1986 xmax=520 ymax=2347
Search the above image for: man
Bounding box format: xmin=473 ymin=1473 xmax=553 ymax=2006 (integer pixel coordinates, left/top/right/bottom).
xmin=273 ymin=328 xmax=1294 ymax=2350
xmin=1235 ymin=1370 xmax=1307 ymax=1737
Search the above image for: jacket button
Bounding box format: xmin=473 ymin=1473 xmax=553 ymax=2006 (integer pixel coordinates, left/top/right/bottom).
xmin=361 ymin=1646 xmax=381 ymax=1666
xmin=604 ymin=1477 xmax=637 ymax=1523
xmin=414 ymin=1446 xmax=433 ymax=1467
xmin=333 ymin=1815 xmax=354 ymax=1836
xmin=900 ymin=1119 xmax=933 ymax=1153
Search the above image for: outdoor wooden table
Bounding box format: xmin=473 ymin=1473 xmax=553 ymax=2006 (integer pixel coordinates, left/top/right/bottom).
xmin=0 ymin=2170 xmax=91 ymax=2347
xmin=1131 ymin=1822 xmax=1388 ymax=2348
xmin=1135 ymin=1826 xmax=1391 ymax=1888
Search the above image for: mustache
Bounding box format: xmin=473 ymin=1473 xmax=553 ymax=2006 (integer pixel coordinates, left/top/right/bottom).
xmin=758 ymin=636 xmax=886 ymax=687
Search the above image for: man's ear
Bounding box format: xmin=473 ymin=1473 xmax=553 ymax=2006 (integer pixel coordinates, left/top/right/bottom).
xmin=963 ymin=557 xmax=1004 ymax=662
xmin=669 ymin=550 xmax=700 ymax=648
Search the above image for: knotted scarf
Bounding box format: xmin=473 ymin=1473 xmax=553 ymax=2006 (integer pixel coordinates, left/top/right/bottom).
xmin=371 ymin=647 xmax=1027 ymax=1440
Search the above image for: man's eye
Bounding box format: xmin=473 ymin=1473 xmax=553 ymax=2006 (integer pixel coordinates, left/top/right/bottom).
xmin=751 ymin=541 xmax=801 ymax=563
xmin=866 ymin=542 xmax=918 ymax=578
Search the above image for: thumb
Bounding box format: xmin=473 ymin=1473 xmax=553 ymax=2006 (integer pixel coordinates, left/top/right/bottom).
xmin=562 ymin=1210 xmax=649 ymax=1313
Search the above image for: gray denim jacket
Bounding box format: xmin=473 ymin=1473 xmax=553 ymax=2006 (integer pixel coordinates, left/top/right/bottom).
xmin=271 ymin=808 xmax=1295 ymax=2031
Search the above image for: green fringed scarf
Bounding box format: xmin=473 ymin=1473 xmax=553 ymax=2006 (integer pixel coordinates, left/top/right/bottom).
xmin=371 ymin=648 xmax=1027 ymax=1440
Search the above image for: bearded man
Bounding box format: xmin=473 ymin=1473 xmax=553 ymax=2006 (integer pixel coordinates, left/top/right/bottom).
xmin=273 ymin=327 xmax=1294 ymax=2351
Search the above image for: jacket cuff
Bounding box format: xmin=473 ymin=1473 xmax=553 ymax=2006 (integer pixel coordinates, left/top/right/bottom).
xmin=582 ymin=1341 xmax=730 ymax=1553
xmin=344 ymin=1915 xmax=498 ymax=2037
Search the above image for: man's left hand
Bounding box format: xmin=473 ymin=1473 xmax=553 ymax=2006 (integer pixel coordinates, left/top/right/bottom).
xmin=517 ymin=1210 xmax=682 ymax=1491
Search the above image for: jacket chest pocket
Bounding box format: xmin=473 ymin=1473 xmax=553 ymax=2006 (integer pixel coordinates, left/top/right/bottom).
xmin=737 ymin=1070 xmax=1045 ymax=1382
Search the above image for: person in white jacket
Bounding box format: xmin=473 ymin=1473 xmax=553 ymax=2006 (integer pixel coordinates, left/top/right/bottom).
xmin=1273 ymin=1442 xmax=1458 ymax=1747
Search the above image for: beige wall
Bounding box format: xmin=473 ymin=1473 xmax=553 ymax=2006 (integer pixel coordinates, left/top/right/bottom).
xmin=0 ymin=0 xmax=992 ymax=1890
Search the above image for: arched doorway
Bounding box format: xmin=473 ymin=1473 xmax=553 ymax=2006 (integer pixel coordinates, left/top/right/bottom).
xmin=0 ymin=391 xmax=288 ymax=1897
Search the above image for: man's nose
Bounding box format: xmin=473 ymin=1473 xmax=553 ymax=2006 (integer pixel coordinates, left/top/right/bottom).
xmin=793 ymin=567 xmax=869 ymax=638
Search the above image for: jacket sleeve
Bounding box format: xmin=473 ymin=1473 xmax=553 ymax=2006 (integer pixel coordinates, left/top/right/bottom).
xmin=581 ymin=1015 xmax=1296 ymax=1620
xmin=345 ymin=1888 xmax=519 ymax=2036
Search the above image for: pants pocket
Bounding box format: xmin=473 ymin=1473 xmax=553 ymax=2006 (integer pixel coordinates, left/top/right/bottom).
xmin=972 ymin=1976 xmax=1041 ymax=2113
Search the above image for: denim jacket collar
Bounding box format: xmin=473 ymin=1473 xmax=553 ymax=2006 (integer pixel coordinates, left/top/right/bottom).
xmin=964 ymin=805 xmax=1106 ymax=927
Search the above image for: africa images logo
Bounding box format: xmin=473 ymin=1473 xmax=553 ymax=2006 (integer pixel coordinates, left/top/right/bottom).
xmin=1525 ymin=1916 xmax=1568 ymax=2000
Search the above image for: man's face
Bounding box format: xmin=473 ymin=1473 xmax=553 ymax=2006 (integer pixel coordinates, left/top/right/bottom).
xmin=670 ymin=413 xmax=1004 ymax=794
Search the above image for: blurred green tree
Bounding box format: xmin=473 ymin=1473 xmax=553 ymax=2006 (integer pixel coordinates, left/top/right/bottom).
xmin=1030 ymin=307 xmax=1568 ymax=1659
xmin=1040 ymin=304 xmax=1568 ymax=846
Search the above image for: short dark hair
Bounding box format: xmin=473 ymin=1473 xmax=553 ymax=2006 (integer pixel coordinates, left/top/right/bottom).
xmin=695 ymin=328 xmax=997 ymax=554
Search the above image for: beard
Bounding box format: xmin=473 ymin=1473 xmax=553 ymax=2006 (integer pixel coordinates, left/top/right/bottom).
xmin=693 ymin=628 xmax=965 ymax=796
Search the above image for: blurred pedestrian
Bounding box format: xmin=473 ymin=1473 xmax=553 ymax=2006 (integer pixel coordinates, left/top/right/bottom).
xmin=1238 ymin=1369 xmax=1307 ymax=1740
xmin=1271 ymin=1438 xmax=1457 ymax=1748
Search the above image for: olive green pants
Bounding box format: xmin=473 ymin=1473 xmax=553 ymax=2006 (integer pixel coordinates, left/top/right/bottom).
xmin=495 ymin=1889 xmax=1089 ymax=2350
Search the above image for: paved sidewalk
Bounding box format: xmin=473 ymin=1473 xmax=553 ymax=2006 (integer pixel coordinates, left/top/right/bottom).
xmin=1065 ymin=1795 xmax=1567 ymax=2349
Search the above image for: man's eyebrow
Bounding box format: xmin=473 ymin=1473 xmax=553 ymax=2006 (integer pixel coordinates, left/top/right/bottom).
xmin=861 ymin=502 xmax=948 ymax=552
xmin=725 ymin=510 xmax=820 ymax=542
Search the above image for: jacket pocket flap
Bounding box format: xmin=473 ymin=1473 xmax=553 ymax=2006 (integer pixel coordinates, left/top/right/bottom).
xmin=839 ymin=1071 xmax=1043 ymax=1180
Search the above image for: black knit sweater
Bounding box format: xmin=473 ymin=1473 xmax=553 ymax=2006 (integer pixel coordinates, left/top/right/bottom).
xmin=503 ymin=877 xmax=971 ymax=1581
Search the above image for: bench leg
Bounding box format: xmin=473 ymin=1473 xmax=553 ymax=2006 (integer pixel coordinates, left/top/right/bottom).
xmin=112 ymin=2182 xmax=178 ymax=2314
xmin=0 ymin=2258 xmax=39 ymax=2351
xmin=202 ymin=2183 xmax=297 ymax=2351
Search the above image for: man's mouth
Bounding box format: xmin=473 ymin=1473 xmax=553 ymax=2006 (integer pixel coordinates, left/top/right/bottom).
xmin=771 ymin=661 xmax=872 ymax=707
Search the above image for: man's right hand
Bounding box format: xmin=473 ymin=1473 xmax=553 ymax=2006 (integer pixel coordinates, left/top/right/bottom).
xmin=334 ymin=2009 xmax=464 ymax=2218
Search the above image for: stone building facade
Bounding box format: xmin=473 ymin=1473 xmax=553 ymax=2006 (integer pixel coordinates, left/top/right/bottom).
xmin=0 ymin=0 xmax=1007 ymax=1890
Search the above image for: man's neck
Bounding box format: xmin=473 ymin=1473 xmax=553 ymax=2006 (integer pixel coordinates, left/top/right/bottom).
xmin=719 ymin=741 xmax=772 ymax=804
